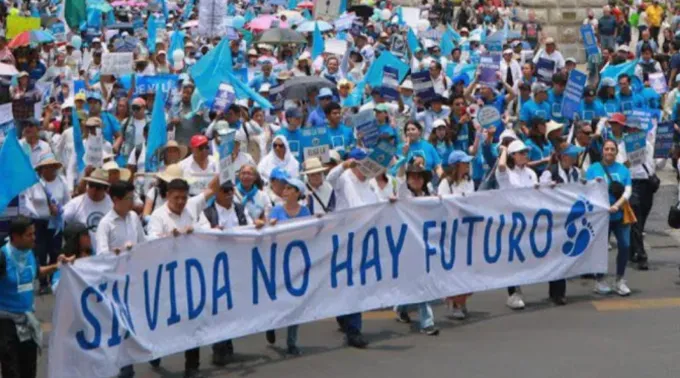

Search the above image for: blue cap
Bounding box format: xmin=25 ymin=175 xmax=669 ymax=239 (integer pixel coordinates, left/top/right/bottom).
xmin=348 ymin=147 xmax=368 ymax=160
xmin=270 ymin=167 xmax=290 ymax=182
xmin=285 ymin=107 xmax=303 ymax=119
xmin=318 ymin=87 xmax=333 ymax=99
xmin=447 ymin=150 xmax=473 ymax=165
xmin=283 ymin=177 xmax=306 ymax=194
xmin=86 ymin=91 xmax=103 ymax=102
xmin=562 ymin=144 xmax=585 ymax=158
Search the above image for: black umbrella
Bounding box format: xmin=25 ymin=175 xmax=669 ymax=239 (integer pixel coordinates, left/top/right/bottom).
xmin=256 ymin=28 xmax=306 ymax=44
xmin=282 ymin=76 xmax=336 ymax=101
xmin=349 ymin=5 xmax=373 ymax=19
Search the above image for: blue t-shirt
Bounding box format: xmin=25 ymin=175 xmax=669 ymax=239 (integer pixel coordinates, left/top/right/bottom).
xmin=377 ymin=123 xmax=398 ymax=146
xmin=586 ymin=161 xmax=631 ymax=221
xmin=270 ymin=204 xmax=312 ymax=221
xmin=616 ymin=92 xmax=644 ymax=112
xmin=578 ymin=99 xmax=607 ymax=122
xmin=519 ymin=100 xmax=551 ymax=123
xmin=276 ymin=128 xmax=303 ymax=162
xmin=327 ymin=123 xmax=356 ymax=159
xmin=399 ymin=139 xmax=442 ymax=171
xmin=525 ymin=138 xmax=553 ymax=174
xmin=547 ymin=89 xmax=567 ymax=123
xmin=434 ymin=141 xmax=454 ymax=168
xmin=602 ymin=98 xmax=621 ymax=116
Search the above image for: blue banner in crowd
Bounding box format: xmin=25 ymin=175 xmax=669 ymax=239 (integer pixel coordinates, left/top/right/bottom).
xmin=352 ymin=109 xmax=379 ymax=148
xmin=382 ymin=67 xmax=400 ymax=101
xmin=411 ymin=71 xmax=436 ymax=102
xmin=73 ymin=80 xmax=86 ymax=95
xmin=536 ymin=58 xmax=555 ymax=85
xmin=623 ymin=109 xmax=654 ymax=131
xmin=300 ymin=126 xmax=331 ymax=162
xmin=135 ymin=74 xmax=179 ymax=96
xmin=654 ymin=121 xmax=674 ymax=158
xmin=580 ymin=25 xmax=599 ymax=58
xmin=561 ymin=70 xmax=587 ymax=119
xmin=212 ymin=83 xmax=236 ymax=112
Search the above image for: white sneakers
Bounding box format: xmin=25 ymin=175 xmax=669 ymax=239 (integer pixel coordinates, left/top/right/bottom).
xmin=506 ymin=292 xmax=525 ymax=310
xmin=451 ymin=306 xmax=466 ymax=320
xmin=594 ymin=278 xmax=631 ymax=296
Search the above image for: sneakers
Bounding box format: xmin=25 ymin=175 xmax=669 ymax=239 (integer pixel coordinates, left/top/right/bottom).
xmin=265 ymin=330 xmax=276 ymax=345
xmin=347 ymin=333 xmax=369 ymax=349
xmin=183 ymin=369 xmax=205 ymax=378
xmin=506 ymin=293 xmax=525 ymax=310
xmin=593 ymin=279 xmax=612 ymax=295
xmin=420 ymin=326 xmax=440 ymax=336
xmin=614 ymin=279 xmax=631 ymax=296
xmin=395 ymin=311 xmax=411 ymax=323
xmin=287 ymin=345 xmax=301 ymax=356
xmin=451 ymin=306 xmax=467 ymax=320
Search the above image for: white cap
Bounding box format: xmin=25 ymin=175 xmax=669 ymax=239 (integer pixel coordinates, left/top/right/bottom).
xmin=545 ymin=120 xmax=564 ymax=136
xmin=565 ymin=57 xmax=577 ymax=63
xmin=617 ymin=44 xmax=630 ymax=52
xmin=259 ymin=83 xmax=271 ymax=92
xmin=507 ymin=140 xmax=529 ymax=154
xmin=498 ymin=129 xmax=518 ymax=141
xmin=400 ymin=80 xmax=413 ymax=90
xmin=503 ymin=48 xmax=513 ymax=55
xmin=545 ymin=37 xmax=555 ymax=44
xmin=432 ymin=119 xmax=447 ymax=129
xmin=92 ymin=37 xmax=101 ymax=43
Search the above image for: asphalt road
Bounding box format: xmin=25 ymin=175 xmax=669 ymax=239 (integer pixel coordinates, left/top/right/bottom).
xmin=36 ymin=168 xmax=680 ymax=378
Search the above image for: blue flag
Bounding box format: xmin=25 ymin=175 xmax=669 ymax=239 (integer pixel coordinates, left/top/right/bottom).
xmin=0 ymin=127 xmax=39 ymax=214
xmin=287 ymin=0 xmax=297 ymax=10
xmin=339 ymin=0 xmax=347 ymax=14
xmin=440 ymin=33 xmax=455 ymax=56
xmin=312 ymin=22 xmax=324 ymax=60
xmin=72 ymin=110 xmax=86 ymax=175
xmin=182 ymin=0 xmax=195 ymax=21
xmin=168 ymin=30 xmax=186 ymax=65
xmin=147 ymin=15 xmax=158 ymax=54
xmin=396 ymin=7 xmax=404 ymax=25
xmin=145 ymin=91 xmax=168 ymax=172
xmin=224 ymin=70 xmax=273 ymax=109
xmin=244 ymin=8 xmax=255 ymax=23
xmin=160 ymin=0 xmax=169 ymax=22
xmin=600 ymin=59 xmax=641 ymax=91
xmin=407 ymin=28 xmax=420 ymax=53
xmin=365 ymin=51 xmax=409 ymax=88
xmin=190 ymin=38 xmax=234 ymax=100
xmin=302 ymin=9 xmax=312 ymax=20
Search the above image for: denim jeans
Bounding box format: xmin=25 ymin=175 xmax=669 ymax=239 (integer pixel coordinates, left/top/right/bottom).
xmin=610 ymin=220 xmax=630 ymax=277
xmin=336 ymin=313 xmax=362 ymax=334
xmin=286 ymin=325 xmax=298 ymax=347
xmin=394 ymin=302 xmax=435 ymax=329
xmin=600 ymin=35 xmax=616 ymax=50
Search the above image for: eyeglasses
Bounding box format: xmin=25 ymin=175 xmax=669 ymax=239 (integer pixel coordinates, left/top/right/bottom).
xmin=89 ymin=184 xmax=108 ymax=191
xmin=273 ymin=143 xmax=285 ymax=149
xmin=131 ymin=105 xmax=143 ymax=111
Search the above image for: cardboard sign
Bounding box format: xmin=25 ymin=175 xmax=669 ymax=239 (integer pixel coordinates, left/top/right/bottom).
xmin=381 ymin=66 xmax=400 ymax=101
xmin=561 ymin=70 xmax=588 ymax=119
xmin=84 ymin=133 xmax=104 ymax=168
xmin=357 ymin=142 xmax=396 ymax=179
xmin=325 ymin=39 xmax=348 ymax=57
xmin=101 ymin=52 xmax=134 ymax=76
xmin=212 ymin=83 xmax=236 ymax=112
xmin=654 ymin=121 xmax=674 ymax=159
xmin=411 ymin=70 xmax=436 ymax=102
xmin=352 ymin=109 xmax=379 ymax=149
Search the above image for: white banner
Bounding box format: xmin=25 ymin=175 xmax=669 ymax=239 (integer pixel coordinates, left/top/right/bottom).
xmin=49 ymin=183 xmax=610 ymax=378
xmin=101 ymin=52 xmax=134 ymax=76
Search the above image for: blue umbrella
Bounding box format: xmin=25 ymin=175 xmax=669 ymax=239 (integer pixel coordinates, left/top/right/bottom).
xmin=296 ymin=20 xmax=333 ymax=33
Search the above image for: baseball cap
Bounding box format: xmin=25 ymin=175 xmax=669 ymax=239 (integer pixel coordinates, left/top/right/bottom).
xmin=285 ymin=107 xmax=303 ymax=119
xmin=609 ymin=113 xmax=626 ymax=125
xmin=283 ymin=177 xmax=306 ymax=194
xmin=270 ymin=166 xmax=290 ymax=182
xmin=348 ymin=147 xmax=368 ymax=160
xmin=545 ymin=37 xmax=555 ymax=44
xmin=447 ymin=150 xmax=473 ymax=165
xmin=318 ymin=87 xmax=333 ymax=99
xmin=190 ymin=134 xmax=209 ymax=148
xmin=374 ymin=103 xmax=389 ymax=112
xmin=86 ymin=91 xmax=103 ymax=102
xmin=562 ymin=144 xmax=585 ymax=158
xmin=507 ymin=140 xmax=529 ymax=154
xmin=531 ymin=82 xmax=549 ymax=94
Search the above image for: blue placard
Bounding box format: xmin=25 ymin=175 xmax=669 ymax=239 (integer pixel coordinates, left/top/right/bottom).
xmin=135 ymin=74 xmax=179 ymax=96
xmin=212 ymin=83 xmax=236 ymax=112
xmin=133 ymin=17 xmax=144 ymax=30
xmin=335 ymin=15 xmax=354 ymax=31
xmin=382 ymin=66 xmax=399 ymax=101
xmin=623 ymin=131 xmax=647 ymax=165
xmin=51 ymin=22 xmax=66 ymax=42
xmin=233 ymin=67 xmax=248 ymax=84
xmin=536 ymin=58 xmax=555 ymax=85
xmin=73 ymin=80 xmax=86 ymax=95
xmin=300 ymin=126 xmax=332 ymax=161
xmin=268 ymin=83 xmax=285 ymax=112
xmin=352 ymin=109 xmax=379 ymax=148
xmin=411 ymin=70 xmax=436 ymax=102
xmin=561 ymin=69 xmax=587 ymax=119
xmin=478 ymin=53 xmax=500 ymax=87
xmin=580 ymin=25 xmax=600 ymax=58
xmin=623 ymin=109 xmax=654 ymax=131
xmin=654 ymin=121 xmax=674 ymax=158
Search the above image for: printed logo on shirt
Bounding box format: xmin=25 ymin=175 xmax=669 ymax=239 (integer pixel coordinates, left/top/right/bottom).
xmin=288 ymin=141 xmax=300 ymax=153
xmin=551 ymin=103 xmax=562 ymax=117
xmin=621 ymin=101 xmax=633 ymax=111
xmin=331 ymin=135 xmax=345 ymax=149
xmin=86 ymin=211 xmax=105 ymax=232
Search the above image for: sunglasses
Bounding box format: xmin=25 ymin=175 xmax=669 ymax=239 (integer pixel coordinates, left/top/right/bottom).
xmin=132 ymin=105 xmax=143 ymax=111
xmin=273 ymin=143 xmax=285 ymax=149
xmin=89 ymin=184 xmax=108 ymax=191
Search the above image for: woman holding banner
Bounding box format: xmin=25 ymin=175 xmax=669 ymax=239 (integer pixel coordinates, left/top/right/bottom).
xmin=585 ymin=139 xmax=633 ymax=296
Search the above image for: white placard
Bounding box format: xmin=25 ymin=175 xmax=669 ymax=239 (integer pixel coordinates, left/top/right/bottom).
xmin=0 ymin=102 xmax=13 ymax=125
xmin=314 ymin=0 xmax=340 ymax=20
xmin=84 ymin=133 xmax=104 ymax=168
xmin=198 ymin=0 xmax=227 ymax=38
xmin=401 ymin=7 xmax=421 ymax=29
xmin=325 ymin=39 xmax=348 ymax=57
xmin=101 ymin=52 xmax=134 ymax=76
xmin=48 ymin=182 xmax=610 ymax=378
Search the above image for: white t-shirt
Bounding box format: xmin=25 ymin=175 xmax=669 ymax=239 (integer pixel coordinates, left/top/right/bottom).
xmin=496 ymin=166 xmax=538 ymax=189
xmin=25 ymin=176 xmax=71 ymax=219
xmin=438 ymin=178 xmax=475 ymax=197
xmin=63 ymin=194 xmax=114 ymax=250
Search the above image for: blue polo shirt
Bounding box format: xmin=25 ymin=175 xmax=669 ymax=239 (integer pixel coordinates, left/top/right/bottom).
xmin=326 ymin=123 xmax=356 ymax=159
xmin=519 ymin=99 xmax=551 ymax=123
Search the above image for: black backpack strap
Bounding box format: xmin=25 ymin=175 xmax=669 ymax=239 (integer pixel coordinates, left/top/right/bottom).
xmin=0 ymin=249 xmax=6 ymax=279
xmin=549 ymin=164 xmax=562 ymax=183
xmin=234 ymin=203 xmax=248 ymax=226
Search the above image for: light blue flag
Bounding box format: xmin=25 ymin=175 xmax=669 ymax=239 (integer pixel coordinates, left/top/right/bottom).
xmin=312 ymin=23 xmax=324 ymax=60
xmin=190 ymin=38 xmax=234 ymax=100
xmin=287 ymin=0 xmax=297 ymax=10
xmin=339 ymin=0 xmax=347 ymax=14
xmin=168 ymin=30 xmax=186 ymax=65
xmin=227 ymin=2 xmax=236 ymax=15
xmin=160 ymin=0 xmax=169 ymax=22
xmin=600 ymin=59 xmax=641 ymax=91
xmin=145 ymin=90 xmax=168 ymax=173
xmin=445 ymin=24 xmax=461 ymax=43
xmin=440 ymin=33 xmax=455 ymax=56
xmin=244 ymin=9 xmax=255 ymax=23
xmin=0 ymin=127 xmax=39 ymax=215
xmin=224 ymin=70 xmax=273 ymax=109
xmin=343 ymin=80 xmax=366 ymax=108
xmin=407 ymin=28 xmax=420 ymax=53
xmin=72 ymin=109 xmax=85 ymax=175
xmin=365 ymin=51 xmax=409 ymax=88
xmin=147 ymin=15 xmax=158 ymax=54
xmin=396 ymin=7 xmax=404 ymax=25
xmin=183 ymin=0 xmax=195 ymax=21
xmin=302 ymin=9 xmax=312 ymax=20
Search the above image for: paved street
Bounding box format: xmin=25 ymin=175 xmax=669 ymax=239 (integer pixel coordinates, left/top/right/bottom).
xmin=36 ymin=168 xmax=680 ymax=378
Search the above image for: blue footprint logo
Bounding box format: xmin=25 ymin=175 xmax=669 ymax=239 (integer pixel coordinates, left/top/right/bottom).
xmin=562 ymin=198 xmax=595 ymax=257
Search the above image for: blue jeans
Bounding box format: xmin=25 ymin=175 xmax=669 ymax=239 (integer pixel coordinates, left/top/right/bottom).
xmin=394 ymin=303 xmax=435 ymax=329
xmin=336 ymin=313 xmax=362 ymax=334
xmin=610 ymin=220 xmax=630 ymax=277
xmin=600 ymin=35 xmax=616 ymax=50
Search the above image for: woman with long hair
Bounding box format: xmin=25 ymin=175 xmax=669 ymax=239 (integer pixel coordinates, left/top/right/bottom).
xmin=524 ymin=118 xmax=553 ymax=175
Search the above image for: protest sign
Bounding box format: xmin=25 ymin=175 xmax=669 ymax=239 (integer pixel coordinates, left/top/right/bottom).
xmin=478 ymin=53 xmax=501 ymax=87
xmin=0 ymin=103 xmax=13 ymax=126
xmin=624 ymin=131 xmax=647 ymax=166
xmin=134 ymin=74 xmax=178 ymax=95
xmin=217 ymin=129 xmax=236 ymax=184
xmin=133 ymin=17 xmax=144 ymax=30
xmin=352 ymin=109 xmax=379 ymax=148
xmin=198 ymin=0 xmax=227 ymax=37
xmin=113 ymin=37 xmax=139 ymax=53
xmin=520 ymin=50 xmax=534 ymax=65
xmin=536 ymin=58 xmax=555 ymax=85
xmin=411 ymin=71 xmax=436 ymax=102
xmin=476 ymin=106 xmax=501 ymax=129
xmin=623 ymin=109 xmax=654 ymax=131
xmin=84 ymin=134 xmax=104 ymax=168
xmin=382 ymin=67 xmax=400 ymax=101
xmin=101 ymin=53 xmax=134 ymax=76
xmin=334 ymin=13 xmax=355 ymax=31
xmin=268 ymin=83 xmax=285 ymax=111
xmin=654 ymin=121 xmax=674 ymax=159
xmin=300 ymin=126 xmax=331 ymax=162
xmin=6 ymin=15 xmax=40 ymax=38
xmin=561 ymin=70 xmax=588 ymax=119
xmin=401 ymin=7 xmax=420 ymax=28
xmin=314 ymin=0 xmax=340 ymax=19
xmin=389 ymin=35 xmax=407 ymax=57
xmin=212 ymin=83 xmax=236 ymax=112
xmin=51 ymin=22 xmax=66 ymax=43
xmin=357 ymin=142 xmax=396 ymax=178
xmin=580 ymin=24 xmax=600 ymax=59
xmin=325 ymin=39 xmax=348 ymax=57
xmin=48 ymin=182 xmax=610 ymax=378
xmin=648 ymin=72 xmax=667 ymax=95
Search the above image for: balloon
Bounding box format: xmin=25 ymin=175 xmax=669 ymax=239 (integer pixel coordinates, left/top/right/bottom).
xmin=232 ymin=16 xmax=245 ymax=29
xmin=173 ymin=60 xmax=184 ymax=71
xmin=380 ymin=9 xmax=391 ymax=20
xmin=416 ymin=19 xmax=430 ymax=32
xmin=172 ymin=49 xmax=185 ymax=63
xmin=71 ymin=35 xmax=82 ymax=49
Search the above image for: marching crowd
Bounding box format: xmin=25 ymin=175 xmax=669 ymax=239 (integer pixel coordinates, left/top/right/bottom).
xmin=1 ymin=0 xmax=680 ymax=377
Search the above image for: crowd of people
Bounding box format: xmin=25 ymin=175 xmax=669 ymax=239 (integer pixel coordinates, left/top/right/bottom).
xmin=1 ymin=0 xmax=680 ymax=377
